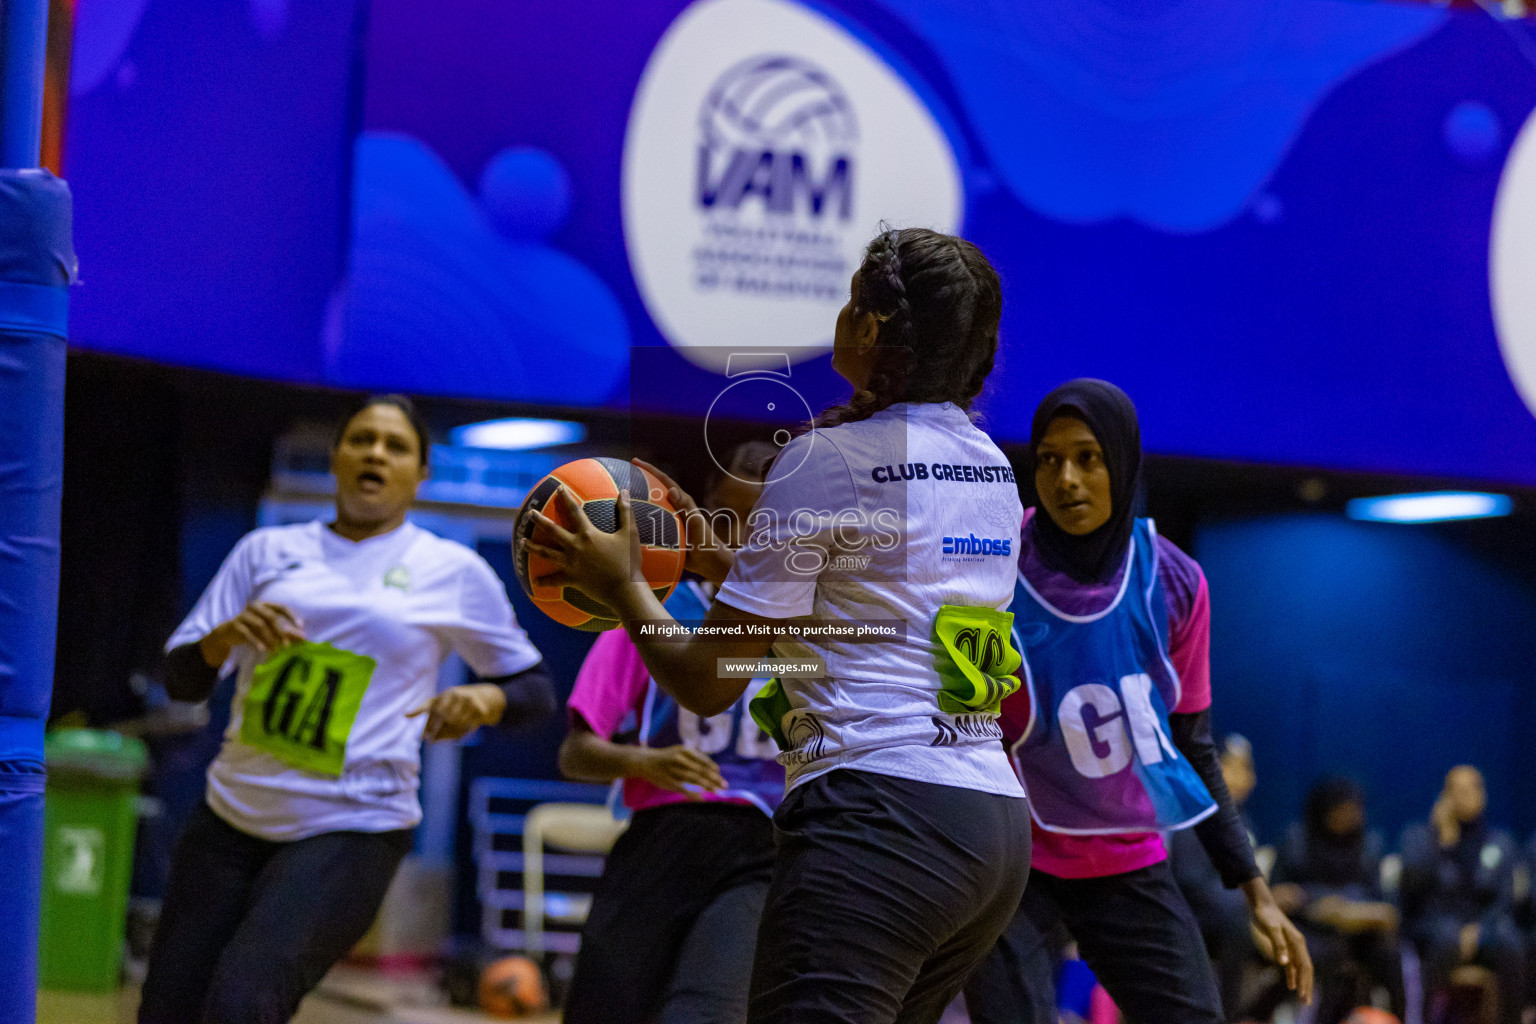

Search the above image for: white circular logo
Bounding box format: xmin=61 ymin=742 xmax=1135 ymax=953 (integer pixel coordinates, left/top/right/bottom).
xmin=1492 ymin=105 xmax=1536 ymax=420
xmin=623 ymin=0 xmax=964 ymax=372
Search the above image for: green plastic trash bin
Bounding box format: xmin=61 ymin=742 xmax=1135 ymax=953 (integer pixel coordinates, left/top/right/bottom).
xmin=38 ymin=729 xmax=148 ymax=992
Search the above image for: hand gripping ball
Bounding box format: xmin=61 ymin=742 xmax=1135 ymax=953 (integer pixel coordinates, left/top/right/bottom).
xmin=513 ymin=457 xmax=685 ymax=630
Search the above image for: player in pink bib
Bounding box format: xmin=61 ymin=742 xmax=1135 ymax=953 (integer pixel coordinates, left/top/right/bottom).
xmin=559 ymin=444 xmax=784 ymax=1024
xmin=965 ymin=380 xmax=1313 ymax=1024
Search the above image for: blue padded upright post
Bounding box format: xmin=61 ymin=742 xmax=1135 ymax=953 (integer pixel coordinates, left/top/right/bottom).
xmin=1 ymin=3 xmax=69 ymax=1015
xmin=0 ymin=164 xmax=72 ymax=1018
xmin=0 ymin=0 xmax=49 ymax=169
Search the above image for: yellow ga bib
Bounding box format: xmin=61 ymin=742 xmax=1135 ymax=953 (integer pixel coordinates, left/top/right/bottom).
xmin=240 ymin=642 xmax=376 ymax=777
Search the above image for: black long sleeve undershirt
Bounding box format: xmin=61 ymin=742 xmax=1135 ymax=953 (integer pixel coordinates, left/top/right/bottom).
xmin=164 ymin=642 xmax=220 ymax=702
xmin=162 ymin=642 xmax=557 ymax=732
xmin=1170 ymin=708 xmax=1260 ymax=889
xmin=483 ymin=663 xmax=558 ymax=730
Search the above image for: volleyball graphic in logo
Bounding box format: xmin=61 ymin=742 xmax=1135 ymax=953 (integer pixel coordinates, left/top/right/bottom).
xmin=695 ymin=54 xmax=856 ymax=221
xmin=699 ymin=55 xmax=857 ymax=154
xmin=622 ymin=0 xmax=963 ymax=371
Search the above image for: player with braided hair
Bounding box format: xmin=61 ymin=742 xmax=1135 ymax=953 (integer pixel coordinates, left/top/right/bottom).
xmin=523 ymin=227 xmax=1029 ymax=1023
xmin=816 ymin=227 xmax=1002 ymax=428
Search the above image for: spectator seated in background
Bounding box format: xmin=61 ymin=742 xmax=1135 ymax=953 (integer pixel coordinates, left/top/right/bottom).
xmin=1270 ymin=777 xmax=1404 ymax=1024
xmin=1400 ymin=766 xmax=1525 ymax=1024
xmin=1170 ymin=734 xmax=1264 ymax=1023
xmin=1522 ymin=834 xmax=1536 ymax=1020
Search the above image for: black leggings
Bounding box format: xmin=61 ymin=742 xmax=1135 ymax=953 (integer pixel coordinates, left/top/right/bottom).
xmin=564 ymin=802 xmax=776 ymax=1024
xmin=965 ymin=861 xmax=1223 ymax=1024
xmin=138 ymin=801 xmax=412 ymax=1024
xmin=748 ymin=769 xmax=1032 ymax=1024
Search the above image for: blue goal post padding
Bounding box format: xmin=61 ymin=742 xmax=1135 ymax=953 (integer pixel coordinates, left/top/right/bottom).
xmin=0 ymin=167 xmax=73 ymax=1020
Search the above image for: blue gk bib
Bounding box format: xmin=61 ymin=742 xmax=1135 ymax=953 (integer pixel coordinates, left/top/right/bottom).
xmin=1007 ymin=520 xmax=1214 ymax=834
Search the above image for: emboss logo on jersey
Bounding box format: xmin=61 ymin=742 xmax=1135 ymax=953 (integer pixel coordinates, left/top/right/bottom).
xmin=383 ymin=566 xmax=411 ymax=592
xmin=942 ymin=534 xmax=1013 ymax=557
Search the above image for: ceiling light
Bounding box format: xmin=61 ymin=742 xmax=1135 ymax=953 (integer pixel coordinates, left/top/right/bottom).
xmin=1345 ymin=491 xmax=1512 ymax=524
xmin=450 ymin=418 xmax=586 ymax=451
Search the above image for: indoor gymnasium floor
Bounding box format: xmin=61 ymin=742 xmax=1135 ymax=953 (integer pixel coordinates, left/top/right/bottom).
xmin=37 ymin=966 xmax=562 ymax=1024
xmin=36 ymin=971 xmax=979 ymax=1023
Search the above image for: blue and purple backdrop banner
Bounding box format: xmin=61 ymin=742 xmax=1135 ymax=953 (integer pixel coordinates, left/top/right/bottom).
xmin=61 ymin=0 xmax=1536 ymax=485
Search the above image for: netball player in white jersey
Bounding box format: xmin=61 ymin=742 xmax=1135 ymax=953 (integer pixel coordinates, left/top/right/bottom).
xmin=138 ymin=396 xmax=555 ymax=1024
xmin=526 ymin=228 xmax=1030 ymax=1024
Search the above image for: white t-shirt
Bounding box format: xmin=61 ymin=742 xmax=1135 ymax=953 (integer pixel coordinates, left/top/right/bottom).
xmin=717 ymin=402 xmax=1026 ymax=797
xmin=167 ymin=520 xmax=542 ymax=840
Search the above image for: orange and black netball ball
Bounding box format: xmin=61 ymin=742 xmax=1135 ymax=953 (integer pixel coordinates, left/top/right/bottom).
xmin=513 ymin=457 xmax=685 ymax=631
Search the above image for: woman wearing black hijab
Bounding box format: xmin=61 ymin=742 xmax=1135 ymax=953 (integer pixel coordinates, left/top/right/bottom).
xmin=965 ymin=380 xmax=1312 ymax=1024
xmin=1270 ymin=777 xmax=1404 ymax=1024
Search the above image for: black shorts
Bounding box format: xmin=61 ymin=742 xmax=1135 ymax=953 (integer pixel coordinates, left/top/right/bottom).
xmin=565 ymin=801 xmax=776 ymax=1024
xmin=749 ymin=768 xmax=1031 ymax=1024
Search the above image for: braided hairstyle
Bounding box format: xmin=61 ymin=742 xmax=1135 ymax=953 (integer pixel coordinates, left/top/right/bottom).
xmin=815 ymin=227 xmax=1003 ymax=428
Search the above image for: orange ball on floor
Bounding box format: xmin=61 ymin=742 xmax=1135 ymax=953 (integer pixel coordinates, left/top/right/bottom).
xmin=478 ymin=954 xmax=548 ymax=1018
xmin=1344 ymin=1009 xmax=1400 ymax=1024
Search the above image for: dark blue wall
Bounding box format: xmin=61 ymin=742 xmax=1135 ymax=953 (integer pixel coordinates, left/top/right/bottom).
xmin=1195 ymin=514 xmax=1536 ymax=848
xmin=66 ymin=0 xmax=360 ymax=380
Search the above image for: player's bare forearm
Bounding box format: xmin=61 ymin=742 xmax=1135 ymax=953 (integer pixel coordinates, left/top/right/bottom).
xmin=558 ymin=726 xmax=648 ymax=784
xmin=691 ymin=543 xmax=736 ymax=586
xmin=609 ymin=583 xmax=777 ymax=717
